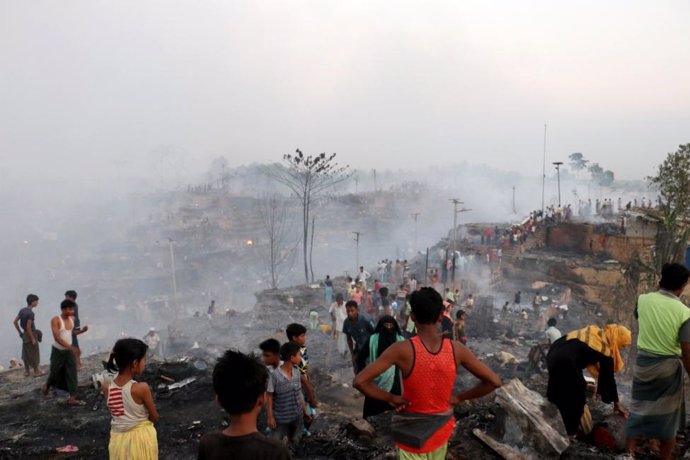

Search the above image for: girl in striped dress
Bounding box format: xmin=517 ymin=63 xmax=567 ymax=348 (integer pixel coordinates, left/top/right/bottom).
xmin=103 ymin=338 xmax=159 ymax=459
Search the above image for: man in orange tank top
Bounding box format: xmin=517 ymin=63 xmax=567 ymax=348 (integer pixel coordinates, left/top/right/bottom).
xmin=354 ymin=287 xmax=501 ymax=459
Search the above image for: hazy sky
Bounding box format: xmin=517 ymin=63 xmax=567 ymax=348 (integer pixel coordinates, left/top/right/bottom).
xmin=2 ymin=0 xmax=689 ymax=187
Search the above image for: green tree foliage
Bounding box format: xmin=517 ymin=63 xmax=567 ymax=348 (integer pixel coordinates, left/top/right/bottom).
xmin=647 ymin=143 xmax=690 ymax=269
xmin=263 ymin=149 xmax=351 ymax=283
xmin=568 ymin=152 xmax=588 ymax=172
xmin=588 ymin=162 xmax=615 ymax=186
xmin=567 ymin=153 xmax=614 ymax=185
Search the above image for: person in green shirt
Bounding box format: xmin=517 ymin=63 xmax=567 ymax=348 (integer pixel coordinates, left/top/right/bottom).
xmin=626 ymin=263 xmax=690 ymax=460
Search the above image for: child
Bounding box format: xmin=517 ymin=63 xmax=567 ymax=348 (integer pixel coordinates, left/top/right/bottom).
xmin=198 ymin=350 xmax=290 ymax=460
xmin=453 ymin=310 xmax=467 ymax=345
xmin=266 ymin=342 xmax=312 ymax=447
xmin=103 ymin=338 xmax=159 ymax=460
xmin=258 ymin=338 xmax=282 ymax=433
xmin=285 ymin=324 xmax=317 ymax=409
xmin=260 ymin=338 xmax=281 ymax=370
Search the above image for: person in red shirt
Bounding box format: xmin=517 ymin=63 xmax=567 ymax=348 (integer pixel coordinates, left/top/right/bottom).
xmin=354 ymin=287 xmax=501 ymax=458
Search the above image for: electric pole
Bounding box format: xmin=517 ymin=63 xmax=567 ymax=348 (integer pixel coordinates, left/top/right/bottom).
xmin=449 ymin=199 xmax=471 ymax=285
xmin=553 ymin=161 xmax=563 ymax=207
xmin=542 ymin=123 xmax=547 ymax=215
xmin=353 ymin=231 xmax=361 ymax=274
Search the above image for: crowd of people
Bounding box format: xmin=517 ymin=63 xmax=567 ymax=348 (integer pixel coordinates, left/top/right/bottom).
xmin=10 ymin=259 xmax=690 ymax=460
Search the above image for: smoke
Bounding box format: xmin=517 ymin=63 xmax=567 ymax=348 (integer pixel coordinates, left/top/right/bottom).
xmin=0 ymin=158 xmax=652 ymax=368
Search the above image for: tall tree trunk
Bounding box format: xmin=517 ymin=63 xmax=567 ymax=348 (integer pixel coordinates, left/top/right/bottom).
xmin=270 ymin=218 xmax=277 ymax=289
xmin=309 ymin=216 xmax=316 ymax=283
xmin=302 ymin=195 xmax=310 ymax=284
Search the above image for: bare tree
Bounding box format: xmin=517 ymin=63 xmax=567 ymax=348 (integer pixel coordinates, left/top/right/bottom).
xmin=263 ymin=149 xmax=351 ymax=283
xmin=256 ymin=194 xmax=297 ymax=289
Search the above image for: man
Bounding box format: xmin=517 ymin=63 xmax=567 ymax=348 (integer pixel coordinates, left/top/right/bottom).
xmin=13 ymin=294 xmax=44 ymax=377
xmin=544 ymin=317 xmax=562 ymax=345
xmin=408 ymin=275 xmax=418 ymax=293
xmin=358 ymin=266 xmax=370 ymax=289
xmin=143 ymin=328 xmax=161 ymax=358
xmin=43 ymin=299 xmax=84 ymax=406
xmin=354 ymin=287 xmax=501 ymax=458
xmin=343 ymin=301 xmax=374 ymax=374
xmin=64 ymin=290 xmax=88 ymax=367
xmin=328 ymin=293 xmax=348 ymax=357
xmin=626 ymin=263 xmax=690 ymax=460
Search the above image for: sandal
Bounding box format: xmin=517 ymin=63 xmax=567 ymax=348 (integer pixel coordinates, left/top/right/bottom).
xmin=67 ymin=399 xmax=87 ymax=407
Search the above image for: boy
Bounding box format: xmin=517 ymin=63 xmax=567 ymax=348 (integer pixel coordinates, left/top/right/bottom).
xmin=285 ymin=324 xmax=317 ymax=409
xmin=343 ymin=301 xmax=374 ymax=374
xmin=198 ymin=350 xmax=290 ymax=460
xmin=258 ymin=338 xmax=282 ymax=433
xmin=266 ymin=342 xmax=312 ymax=447
xmin=354 ymin=287 xmax=501 ymax=458
xmin=544 ymin=317 xmax=562 ymax=345
xmin=260 ymin=338 xmax=281 ymax=370
xmin=13 ymin=293 xmax=44 ymax=377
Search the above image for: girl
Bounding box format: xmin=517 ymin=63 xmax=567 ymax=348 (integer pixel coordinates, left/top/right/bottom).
xmin=103 ymin=338 xmax=159 ymax=459
xmin=453 ymin=310 xmax=467 ymax=345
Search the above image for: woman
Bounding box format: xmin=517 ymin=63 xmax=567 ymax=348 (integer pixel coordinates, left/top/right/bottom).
xmin=546 ymin=324 xmax=631 ymax=437
xmin=357 ymin=316 xmax=405 ymax=419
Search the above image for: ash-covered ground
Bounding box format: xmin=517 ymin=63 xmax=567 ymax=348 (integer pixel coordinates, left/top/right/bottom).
xmin=1 ymin=277 xmax=682 ymax=460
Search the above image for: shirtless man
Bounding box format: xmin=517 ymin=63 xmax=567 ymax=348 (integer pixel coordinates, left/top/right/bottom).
xmin=43 ymin=300 xmax=84 ymax=406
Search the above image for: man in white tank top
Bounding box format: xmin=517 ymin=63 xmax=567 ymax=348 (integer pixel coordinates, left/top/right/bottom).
xmin=43 ymin=299 xmax=84 ymax=406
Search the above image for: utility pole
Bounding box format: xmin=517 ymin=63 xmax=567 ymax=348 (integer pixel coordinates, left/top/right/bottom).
xmin=450 ymin=199 xmax=463 ymax=261
xmin=449 ymin=199 xmax=471 ymax=285
xmin=167 ymin=238 xmax=179 ymax=319
xmin=352 ymin=231 xmax=361 ymax=274
xmin=542 ymin=123 xmax=547 ymax=216
xmin=512 ymin=186 xmax=516 ymax=214
xmin=553 ymin=161 xmax=563 ymax=207
xmin=411 ymin=212 xmax=420 ymax=254
xmin=372 ymin=169 xmax=377 ymax=192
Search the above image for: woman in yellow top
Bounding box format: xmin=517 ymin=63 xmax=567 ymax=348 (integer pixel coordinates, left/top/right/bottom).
xmin=546 ymin=324 xmax=631 ymax=437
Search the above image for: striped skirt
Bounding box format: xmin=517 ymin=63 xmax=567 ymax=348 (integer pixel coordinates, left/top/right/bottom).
xmin=626 ymin=350 xmax=684 ymax=440
xmin=109 ymin=421 xmax=158 ymax=460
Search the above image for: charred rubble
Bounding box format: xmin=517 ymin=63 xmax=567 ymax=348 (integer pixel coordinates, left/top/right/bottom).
xmin=1 ymin=210 xmax=684 ymax=459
